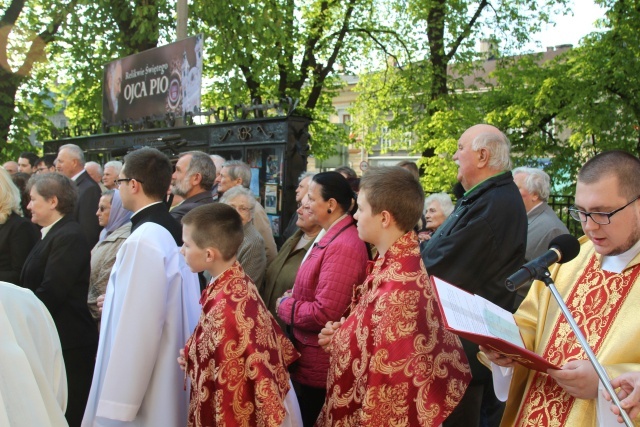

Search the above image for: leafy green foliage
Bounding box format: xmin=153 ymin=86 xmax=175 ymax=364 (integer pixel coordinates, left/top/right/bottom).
xmin=190 ymin=0 xmax=403 ymax=160
xmin=482 ymin=0 xmax=640 ymax=193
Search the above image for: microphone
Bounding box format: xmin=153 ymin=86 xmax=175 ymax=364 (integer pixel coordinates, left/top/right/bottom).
xmin=506 ymin=234 xmax=580 ymax=291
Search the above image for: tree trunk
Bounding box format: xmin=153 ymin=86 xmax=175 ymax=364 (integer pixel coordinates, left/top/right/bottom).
xmin=0 ymin=67 xmax=21 ymax=145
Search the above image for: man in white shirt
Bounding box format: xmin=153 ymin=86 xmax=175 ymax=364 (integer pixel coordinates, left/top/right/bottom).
xmin=82 ymin=147 xmax=200 ymax=427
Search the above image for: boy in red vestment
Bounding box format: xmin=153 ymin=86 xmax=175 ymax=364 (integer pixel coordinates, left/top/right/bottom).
xmin=316 ymin=166 xmax=472 ymax=427
xmin=177 ymin=203 xmax=302 ymax=426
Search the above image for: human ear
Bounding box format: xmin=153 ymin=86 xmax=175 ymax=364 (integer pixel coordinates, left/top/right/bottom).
xmin=380 ymin=210 xmax=393 ymax=228
xmin=477 ymin=148 xmax=489 ymax=168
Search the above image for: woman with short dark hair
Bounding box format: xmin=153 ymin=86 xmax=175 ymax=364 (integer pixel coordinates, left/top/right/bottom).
xmin=276 ymin=172 xmax=369 ymax=426
xmin=21 ymin=173 xmax=98 ymax=427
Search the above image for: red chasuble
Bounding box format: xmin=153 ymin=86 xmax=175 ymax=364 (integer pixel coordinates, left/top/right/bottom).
xmin=316 ymin=232 xmax=471 ymax=427
xmin=184 ymin=261 xmax=300 ymax=427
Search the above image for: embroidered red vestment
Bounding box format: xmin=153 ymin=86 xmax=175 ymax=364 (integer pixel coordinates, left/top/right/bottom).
xmin=315 ymin=232 xmax=471 ymax=427
xmin=185 ymin=262 xmax=300 ymax=427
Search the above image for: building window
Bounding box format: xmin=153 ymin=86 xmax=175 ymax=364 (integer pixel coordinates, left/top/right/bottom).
xmin=379 ymin=126 xmax=391 ymax=151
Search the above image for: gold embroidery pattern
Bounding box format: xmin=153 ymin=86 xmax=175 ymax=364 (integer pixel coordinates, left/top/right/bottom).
xmin=371 ymin=289 xmax=419 ymax=346
xmin=186 ymin=262 xmax=299 ymax=426
xmin=361 ymin=383 xmax=410 ymax=426
xmin=515 ymin=256 xmax=640 ymax=426
xmin=316 ymin=232 xmax=471 ymax=427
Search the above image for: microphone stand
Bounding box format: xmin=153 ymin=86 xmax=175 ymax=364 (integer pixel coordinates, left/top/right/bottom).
xmin=535 ymin=267 xmax=634 ymax=427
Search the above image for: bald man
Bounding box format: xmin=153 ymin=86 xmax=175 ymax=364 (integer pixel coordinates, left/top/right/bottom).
xmin=420 ymin=124 xmax=527 ymax=427
xmin=3 ymin=161 xmax=18 ymax=175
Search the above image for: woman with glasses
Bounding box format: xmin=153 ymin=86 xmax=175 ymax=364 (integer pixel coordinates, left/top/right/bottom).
xmin=220 ymin=186 xmax=267 ymax=286
xmin=276 ymin=171 xmax=369 ymax=426
xmin=260 ymin=194 xmax=323 ymax=330
xmin=87 ymin=190 xmax=131 ymax=329
xmin=20 ymin=173 xmax=98 ymax=427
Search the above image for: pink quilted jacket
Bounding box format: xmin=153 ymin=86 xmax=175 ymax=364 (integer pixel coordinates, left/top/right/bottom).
xmin=277 ymin=215 xmax=368 ymax=388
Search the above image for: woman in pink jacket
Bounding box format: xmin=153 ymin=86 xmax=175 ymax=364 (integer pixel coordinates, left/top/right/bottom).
xmin=277 ymin=171 xmax=369 ymax=426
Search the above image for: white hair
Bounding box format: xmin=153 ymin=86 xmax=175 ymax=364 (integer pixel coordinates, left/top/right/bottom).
xmin=59 ymin=144 xmax=86 ymax=166
xmin=471 ymin=132 xmax=511 ymax=171
xmin=104 ymin=160 xmax=123 ymax=174
xmin=512 ymin=166 xmax=551 ymax=202
xmin=85 ymin=161 xmax=103 ymax=175
xmin=424 ymin=193 xmax=454 ymax=217
xmin=298 ymin=171 xmax=316 ymax=183
xmin=220 ymin=186 xmax=256 ymax=218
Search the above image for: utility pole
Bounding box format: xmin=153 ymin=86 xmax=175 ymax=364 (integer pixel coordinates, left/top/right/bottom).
xmin=177 ymin=0 xmax=188 ymax=40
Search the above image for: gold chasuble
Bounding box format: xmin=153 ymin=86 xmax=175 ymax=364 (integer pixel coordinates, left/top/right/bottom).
xmin=316 ymin=232 xmax=471 ymax=427
xmin=184 ymin=262 xmax=300 ymax=427
xmin=502 ymin=237 xmax=640 ymax=427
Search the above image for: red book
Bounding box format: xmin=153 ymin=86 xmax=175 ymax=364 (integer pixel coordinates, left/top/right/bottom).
xmin=430 ymin=276 xmax=559 ymax=372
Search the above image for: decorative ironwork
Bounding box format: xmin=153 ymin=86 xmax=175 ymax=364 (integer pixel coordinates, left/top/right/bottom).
xmin=257 ymin=125 xmax=274 ymax=138
xmin=237 ymin=126 xmax=252 ymax=140
xmin=52 ymin=98 xmax=302 ymax=138
xmin=218 ymin=129 xmax=232 ymax=142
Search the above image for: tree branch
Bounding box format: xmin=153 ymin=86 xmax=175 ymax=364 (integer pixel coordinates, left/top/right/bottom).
xmin=0 ymin=0 xmax=26 ymax=70
xmin=445 ymin=0 xmax=488 ymax=63
xmin=324 ymin=27 xmax=412 ymax=71
xmin=305 ymin=0 xmax=356 ymax=109
xmin=292 ymin=0 xmax=334 ymax=92
xmin=16 ymin=1 xmax=77 ymax=78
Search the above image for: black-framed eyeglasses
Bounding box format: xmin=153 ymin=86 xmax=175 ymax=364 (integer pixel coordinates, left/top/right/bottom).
xmin=569 ymin=194 xmax=640 ymax=225
xmin=114 ymin=178 xmax=144 ymax=187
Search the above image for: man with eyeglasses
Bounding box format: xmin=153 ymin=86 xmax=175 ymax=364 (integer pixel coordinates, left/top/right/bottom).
xmin=483 ymin=150 xmax=640 ymax=426
xmin=83 ymin=147 xmax=200 ymax=427
xmin=35 ymin=154 xmax=57 ymax=174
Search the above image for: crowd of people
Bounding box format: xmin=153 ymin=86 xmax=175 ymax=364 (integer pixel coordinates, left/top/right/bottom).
xmin=1 ymin=123 xmax=639 ymax=427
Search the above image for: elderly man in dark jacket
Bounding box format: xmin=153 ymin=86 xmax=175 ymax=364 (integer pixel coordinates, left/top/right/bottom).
xmin=421 ymin=124 xmax=527 ymax=427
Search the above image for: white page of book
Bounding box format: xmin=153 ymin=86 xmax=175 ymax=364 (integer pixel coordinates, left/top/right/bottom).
xmin=433 ymin=277 xmax=525 ymax=348
xmin=433 ymin=277 xmax=490 ymax=336
xmin=475 ymin=296 xmax=524 ymax=347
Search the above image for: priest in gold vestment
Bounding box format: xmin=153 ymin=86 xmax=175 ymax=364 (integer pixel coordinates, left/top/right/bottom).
xmin=483 ymin=150 xmax=640 ymax=426
xmin=316 ymin=167 xmax=471 ymax=427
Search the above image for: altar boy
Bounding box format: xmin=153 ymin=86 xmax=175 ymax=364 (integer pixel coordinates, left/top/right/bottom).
xmin=316 ymin=166 xmax=471 ymax=426
xmin=177 ymin=203 xmax=302 ymax=426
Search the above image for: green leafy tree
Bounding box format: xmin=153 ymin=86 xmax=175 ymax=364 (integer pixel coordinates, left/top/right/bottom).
xmin=191 ymin=0 xmax=405 ymax=159
xmin=0 ymin=0 xmax=172 ymax=163
xmin=53 ymin=0 xmax=172 ymax=133
xmin=483 ymin=0 xmax=640 ymax=193
xmin=0 ymin=0 xmax=78 ymax=161
xmin=350 ymin=0 xmax=569 ymax=191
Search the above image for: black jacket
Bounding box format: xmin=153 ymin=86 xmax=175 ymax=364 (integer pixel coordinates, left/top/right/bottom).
xmin=0 ymin=212 xmax=39 ymax=284
xmin=421 ymin=171 xmax=527 ymax=381
xmin=131 ymin=202 xmax=182 ymax=246
xmin=169 ymin=191 xmax=214 ymax=222
xmin=75 ymin=170 xmax=102 ymax=249
xmin=20 ymin=216 xmax=98 ymax=350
